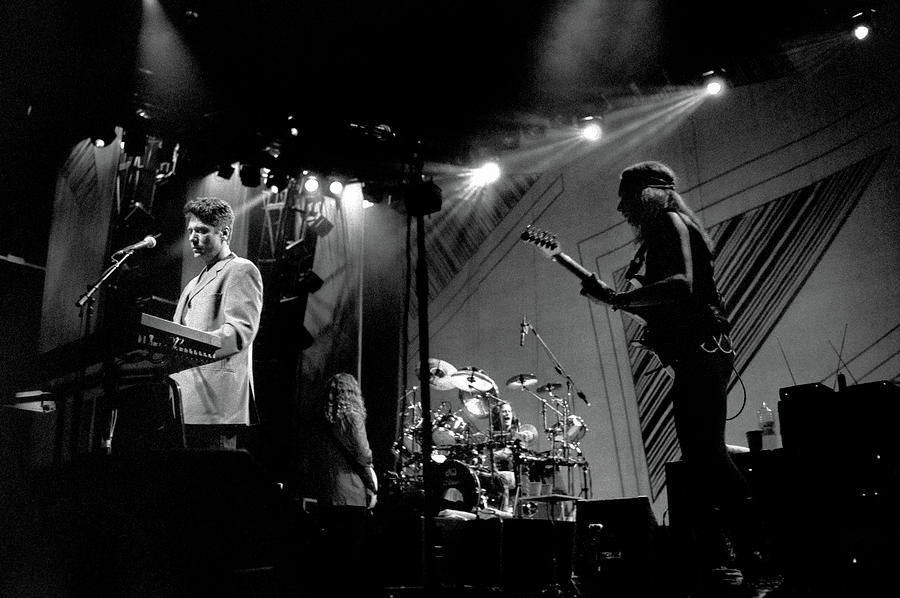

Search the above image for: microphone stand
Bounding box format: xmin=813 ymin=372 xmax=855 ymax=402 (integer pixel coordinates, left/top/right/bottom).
xmin=73 ymin=252 xmax=135 ymax=456
xmin=526 ymin=322 xmax=590 ymax=498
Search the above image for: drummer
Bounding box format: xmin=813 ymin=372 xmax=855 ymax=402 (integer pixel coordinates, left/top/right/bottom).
xmin=486 ymin=401 xmax=536 ymax=512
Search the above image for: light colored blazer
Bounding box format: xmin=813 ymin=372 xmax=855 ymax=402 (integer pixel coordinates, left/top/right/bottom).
xmin=170 ymin=254 xmax=263 ymax=425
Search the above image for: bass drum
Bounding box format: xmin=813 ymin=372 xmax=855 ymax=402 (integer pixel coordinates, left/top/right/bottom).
xmin=432 ymin=459 xmax=481 ymax=513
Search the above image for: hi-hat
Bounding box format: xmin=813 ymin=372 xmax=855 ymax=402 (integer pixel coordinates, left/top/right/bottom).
xmin=505 ymin=373 xmax=538 ymax=390
xmin=450 ymin=366 xmax=496 ymax=393
xmin=536 ymin=382 xmax=562 ymax=394
xmin=419 ymin=358 xmax=458 ymax=391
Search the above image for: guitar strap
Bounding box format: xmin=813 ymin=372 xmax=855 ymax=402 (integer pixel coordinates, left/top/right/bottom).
xmin=624 ymin=243 xmax=647 ymax=285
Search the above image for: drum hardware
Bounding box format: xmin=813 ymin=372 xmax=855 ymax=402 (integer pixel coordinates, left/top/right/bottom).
xmin=432 ymin=411 xmax=469 ymax=445
xmin=535 ymin=382 xmax=562 ymax=394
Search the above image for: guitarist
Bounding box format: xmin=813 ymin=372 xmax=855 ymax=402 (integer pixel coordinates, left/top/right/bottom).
xmin=579 ymin=161 xmax=758 ymax=590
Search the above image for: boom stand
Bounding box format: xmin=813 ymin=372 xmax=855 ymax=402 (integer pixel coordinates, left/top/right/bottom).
xmin=526 ymin=322 xmax=590 ymax=497
xmin=74 ymin=251 xmax=136 ymax=455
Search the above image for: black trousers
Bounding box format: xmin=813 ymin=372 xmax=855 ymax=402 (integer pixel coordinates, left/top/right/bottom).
xmin=670 ymin=347 xmax=749 ymax=511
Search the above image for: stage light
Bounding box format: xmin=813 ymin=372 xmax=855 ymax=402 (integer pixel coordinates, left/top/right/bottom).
xmin=851 ymin=9 xmax=876 ymax=41
xmin=239 ymin=164 xmax=261 ymax=187
xmin=215 ymin=163 xmax=235 ymax=180
xmin=266 ymin=171 xmax=288 ymax=194
xmin=303 ymin=176 xmax=320 ymax=194
xmin=91 ymin=126 xmax=118 ymax=148
xmin=471 ymin=161 xmax=501 ymax=186
xmin=579 ymin=118 xmax=602 ymax=141
xmin=701 ymin=70 xmax=728 ymax=96
xmin=328 ymin=179 xmax=344 ymax=198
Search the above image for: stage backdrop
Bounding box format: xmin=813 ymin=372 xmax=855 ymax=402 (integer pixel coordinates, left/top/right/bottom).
xmin=410 ymin=24 xmax=900 ymax=519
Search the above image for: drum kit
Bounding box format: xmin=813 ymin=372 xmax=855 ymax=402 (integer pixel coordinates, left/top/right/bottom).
xmin=391 ymin=358 xmax=591 ymax=514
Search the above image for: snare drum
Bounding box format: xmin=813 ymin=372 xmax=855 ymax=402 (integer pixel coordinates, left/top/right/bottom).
xmin=432 ymin=413 xmax=468 ymax=445
xmin=433 ymin=459 xmax=481 ymax=512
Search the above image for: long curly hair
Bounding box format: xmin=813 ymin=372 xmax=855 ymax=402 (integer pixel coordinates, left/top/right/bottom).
xmin=323 ymin=373 xmax=367 ymax=424
xmin=619 ymin=161 xmax=714 ymax=253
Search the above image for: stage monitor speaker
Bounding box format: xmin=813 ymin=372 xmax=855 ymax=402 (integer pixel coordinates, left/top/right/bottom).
xmin=574 ymin=496 xmax=659 ymax=594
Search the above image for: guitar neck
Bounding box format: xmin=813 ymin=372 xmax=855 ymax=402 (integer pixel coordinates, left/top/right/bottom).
xmin=553 ymin=252 xmax=592 ymax=281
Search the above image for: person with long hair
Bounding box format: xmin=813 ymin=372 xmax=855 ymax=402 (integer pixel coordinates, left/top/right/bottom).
xmin=580 ymin=161 xmax=758 ymax=592
xmin=318 ymin=373 xmax=378 ymax=508
xmin=309 ymin=373 xmax=378 ymax=591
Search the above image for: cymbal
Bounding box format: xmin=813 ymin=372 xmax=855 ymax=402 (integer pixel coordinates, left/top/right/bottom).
xmin=450 ymin=367 xmax=496 ymax=393
xmin=419 ymin=358 xmax=458 ymax=391
xmin=535 ymin=382 xmax=562 ymax=394
xmin=505 ymin=373 xmax=538 ymax=389
xmin=514 ymin=423 xmax=538 ymax=446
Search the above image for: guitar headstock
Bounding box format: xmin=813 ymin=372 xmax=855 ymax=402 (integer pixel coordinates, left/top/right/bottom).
xmin=520 ymin=225 xmax=561 ymax=258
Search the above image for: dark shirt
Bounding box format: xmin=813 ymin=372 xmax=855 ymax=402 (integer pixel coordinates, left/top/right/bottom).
xmin=626 ymin=211 xmax=729 ymax=364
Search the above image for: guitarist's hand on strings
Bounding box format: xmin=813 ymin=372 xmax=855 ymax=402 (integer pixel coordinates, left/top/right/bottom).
xmin=580 ymin=274 xmax=617 ymax=306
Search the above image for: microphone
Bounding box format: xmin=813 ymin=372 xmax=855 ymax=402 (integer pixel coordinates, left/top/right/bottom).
xmin=112 ymin=234 xmax=160 ymax=258
xmin=519 ymin=315 xmax=528 ymax=347
xmin=577 ymin=390 xmax=591 ymax=407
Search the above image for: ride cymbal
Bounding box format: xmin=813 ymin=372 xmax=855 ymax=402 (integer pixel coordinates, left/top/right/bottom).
xmin=419 ymin=358 xmax=458 ymax=391
xmin=505 ymin=373 xmax=538 ymax=389
xmin=450 ymin=367 xmax=496 ymax=393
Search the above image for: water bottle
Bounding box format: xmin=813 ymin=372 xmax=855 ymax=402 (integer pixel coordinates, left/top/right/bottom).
xmin=757 ymin=401 xmax=778 ymax=450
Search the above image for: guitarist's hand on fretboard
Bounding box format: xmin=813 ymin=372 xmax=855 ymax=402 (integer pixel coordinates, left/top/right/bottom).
xmin=580 ymin=273 xmax=616 ymax=305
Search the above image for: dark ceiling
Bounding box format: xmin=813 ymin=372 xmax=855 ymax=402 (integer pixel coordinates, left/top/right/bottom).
xmin=0 ymin=0 xmax=886 ymax=260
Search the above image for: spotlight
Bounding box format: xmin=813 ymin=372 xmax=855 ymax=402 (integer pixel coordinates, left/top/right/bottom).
xmin=327 ymin=179 xmax=344 ymax=198
xmin=303 ymin=176 xmax=320 ymax=194
xmin=91 ymin=126 xmax=118 ymax=148
xmin=471 ymin=161 xmax=502 ymax=186
xmin=266 ymin=171 xmax=289 ymax=194
xmin=216 ymin=163 xmax=235 ymax=180
xmin=701 ymin=70 xmax=728 ymax=96
xmin=579 ymin=117 xmax=602 ymax=141
xmin=851 ymin=9 xmax=876 ymax=41
xmin=239 ymin=164 xmax=261 ymax=187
